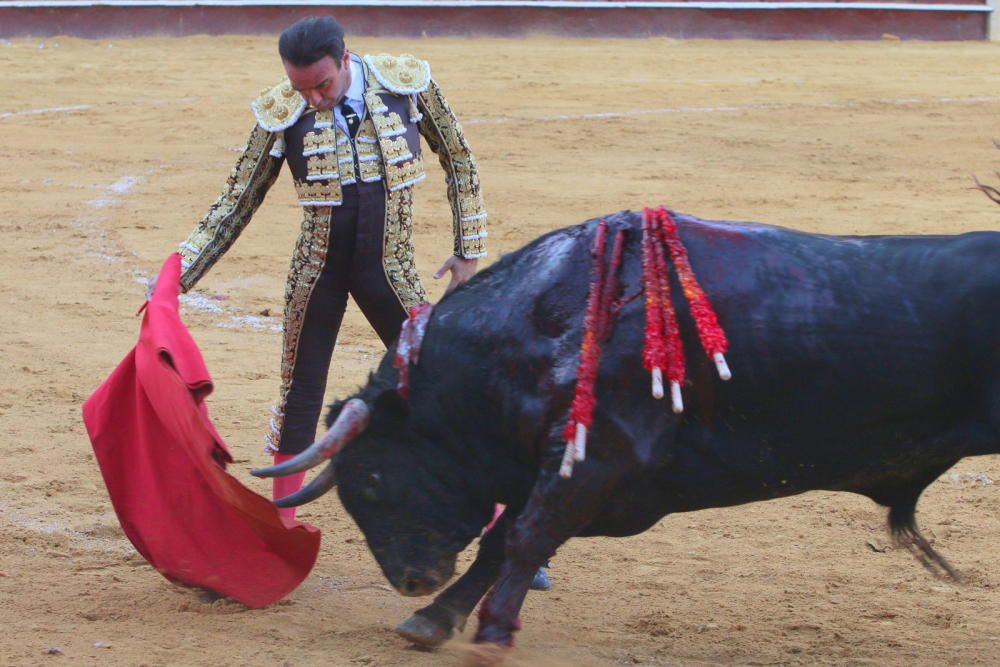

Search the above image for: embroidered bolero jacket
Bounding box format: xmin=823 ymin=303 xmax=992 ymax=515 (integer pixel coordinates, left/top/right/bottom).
xmin=176 ymin=53 xmax=488 ymax=293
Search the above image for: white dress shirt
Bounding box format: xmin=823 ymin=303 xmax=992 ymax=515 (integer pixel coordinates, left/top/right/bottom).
xmin=334 ymin=54 xmax=365 ymax=134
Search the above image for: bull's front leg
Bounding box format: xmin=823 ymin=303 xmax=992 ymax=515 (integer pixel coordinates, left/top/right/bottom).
xmin=474 ymin=458 xmax=621 ymax=649
xmin=395 ymin=511 xmax=512 ymax=647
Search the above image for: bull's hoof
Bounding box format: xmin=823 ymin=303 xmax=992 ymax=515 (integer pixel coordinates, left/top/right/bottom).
xmin=394 ymin=610 xmax=454 ymax=647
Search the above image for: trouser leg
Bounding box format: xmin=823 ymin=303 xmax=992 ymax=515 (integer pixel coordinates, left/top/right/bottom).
xmin=349 ymin=184 xmax=414 ymax=344
xmin=357 ymin=186 xmax=428 ymax=330
xmin=267 ymin=193 xmax=360 ymax=517
xmin=268 ymin=190 xmax=359 ymax=459
xmin=265 ymin=183 xmax=427 ymax=510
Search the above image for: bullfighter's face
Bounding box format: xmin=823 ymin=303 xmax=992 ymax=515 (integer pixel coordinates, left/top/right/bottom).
xmin=284 ymin=51 xmax=351 ymax=111
xmin=333 ymin=393 xmax=493 ymax=597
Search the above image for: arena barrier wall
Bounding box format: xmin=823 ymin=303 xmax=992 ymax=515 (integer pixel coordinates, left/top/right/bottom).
xmin=0 ymin=0 xmax=991 ymax=40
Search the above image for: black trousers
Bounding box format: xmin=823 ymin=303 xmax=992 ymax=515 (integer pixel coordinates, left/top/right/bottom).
xmin=278 ymin=182 xmax=408 ymax=454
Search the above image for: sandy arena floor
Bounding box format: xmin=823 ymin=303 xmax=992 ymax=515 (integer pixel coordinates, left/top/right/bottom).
xmin=1 ymin=34 xmax=999 ymax=666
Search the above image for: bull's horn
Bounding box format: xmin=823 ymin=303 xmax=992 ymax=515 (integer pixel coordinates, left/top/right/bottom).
xmin=251 ymin=398 xmax=370 ymax=478
xmin=274 ymin=461 xmax=337 ymax=507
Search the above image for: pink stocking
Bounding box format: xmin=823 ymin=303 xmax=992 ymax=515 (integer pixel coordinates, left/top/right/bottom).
xmin=484 ymin=504 xmax=505 ymax=533
xmin=272 ymin=453 xmax=307 ymax=523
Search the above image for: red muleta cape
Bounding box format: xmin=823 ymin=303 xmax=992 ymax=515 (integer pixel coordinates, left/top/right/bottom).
xmin=82 ymin=254 xmax=320 ymax=608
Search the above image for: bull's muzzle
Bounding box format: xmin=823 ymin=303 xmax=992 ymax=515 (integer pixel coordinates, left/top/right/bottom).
xmin=251 ymin=398 xmax=370 ymax=480
xmin=396 ymin=566 xmax=452 ymax=597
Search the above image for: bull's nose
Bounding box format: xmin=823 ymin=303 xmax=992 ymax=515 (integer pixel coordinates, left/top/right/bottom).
xmin=398 ymin=570 xmax=443 ymax=597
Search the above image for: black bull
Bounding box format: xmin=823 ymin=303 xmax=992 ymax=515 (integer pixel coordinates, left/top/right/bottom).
xmin=254 ymin=210 xmax=999 ymax=649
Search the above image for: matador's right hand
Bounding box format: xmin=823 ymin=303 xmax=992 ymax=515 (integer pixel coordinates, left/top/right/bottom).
xmin=433 ymin=255 xmax=478 ymax=295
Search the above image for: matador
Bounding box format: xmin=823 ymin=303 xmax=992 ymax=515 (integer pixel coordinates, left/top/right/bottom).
xmin=165 ymin=17 xmax=487 ymax=516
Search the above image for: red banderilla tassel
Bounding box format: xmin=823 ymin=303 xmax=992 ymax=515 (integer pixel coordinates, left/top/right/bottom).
xmin=642 ymin=208 xmax=686 ymax=413
xmin=598 ymin=227 xmax=627 ymax=341
xmin=641 ymin=209 xmax=667 ymax=387
xmin=655 ymin=207 xmax=731 ymax=381
xmin=562 ymin=220 xmax=625 ymax=479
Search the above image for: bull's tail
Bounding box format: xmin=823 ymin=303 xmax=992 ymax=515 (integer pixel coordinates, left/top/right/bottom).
xmin=887 ymin=501 xmax=960 ymax=582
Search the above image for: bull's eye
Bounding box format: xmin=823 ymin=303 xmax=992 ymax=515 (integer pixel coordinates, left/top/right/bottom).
xmin=362 ymin=472 xmax=381 ymax=502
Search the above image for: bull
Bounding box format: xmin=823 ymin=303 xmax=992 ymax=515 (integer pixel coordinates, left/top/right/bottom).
xmin=253 ymin=210 xmax=999 ymax=651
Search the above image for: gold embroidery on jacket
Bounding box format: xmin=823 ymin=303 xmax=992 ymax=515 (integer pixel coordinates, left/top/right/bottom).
xmin=356 ymin=117 xmax=384 ymax=183
xmin=178 ymin=125 xmax=282 ymax=292
xmin=364 ymin=91 xmax=389 ymax=114
xmin=364 ymin=86 xmax=427 ymax=193
xmin=313 ymin=109 xmax=335 ymax=129
xmin=372 ymin=111 xmax=407 ymax=138
xmin=460 ymin=194 xmax=487 ymax=222
xmin=416 ymin=79 xmax=487 ymax=258
xmin=382 ymin=187 xmax=426 ymax=310
xmin=251 ymin=79 xmax=308 ymax=132
xmin=294 ymin=178 xmax=343 ymax=206
xmin=363 ymin=54 xmax=431 ymax=95
xmin=303 ymin=127 xmax=338 ymax=156
xmin=355 ymin=116 xmax=379 ymax=145
xmin=306 ymin=153 xmax=340 ymax=181
xmin=300 ymin=119 xmax=366 ymax=199
xmin=385 ymin=154 xmax=426 ymax=192
xmin=380 ymin=136 xmax=413 ymax=165
xmin=358 ymin=160 xmax=383 ymax=183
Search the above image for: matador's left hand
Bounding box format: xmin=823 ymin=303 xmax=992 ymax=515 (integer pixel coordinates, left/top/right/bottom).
xmin=433 ymin=255 xmax=478 ymax=295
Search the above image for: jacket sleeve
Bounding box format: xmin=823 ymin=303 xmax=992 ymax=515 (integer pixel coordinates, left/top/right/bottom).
xmin=416 ymin=79 xmax=488 ymax=259
xmin=177 ymin=124 xmax=284 ymax=292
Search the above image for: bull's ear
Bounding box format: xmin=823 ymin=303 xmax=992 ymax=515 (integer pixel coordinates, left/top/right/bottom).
xmin=374 ymin=389 xmax=410 ymax=422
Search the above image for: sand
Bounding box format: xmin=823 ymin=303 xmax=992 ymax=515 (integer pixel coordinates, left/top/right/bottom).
xmin=1 ymin=34 xmax=999 ymax=666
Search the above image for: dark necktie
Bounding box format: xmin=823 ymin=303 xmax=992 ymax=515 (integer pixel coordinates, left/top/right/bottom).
xmin=339 ymin=100 xmax=359 ymax=139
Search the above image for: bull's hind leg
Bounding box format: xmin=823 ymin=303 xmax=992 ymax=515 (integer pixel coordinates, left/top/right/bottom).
xmin=474 ymin=455 xmax=626 ymax=648
xmin=890 ymin=422 xmax=1000 ymax=579
xmin=395 ymin=511 xmax=512 ymax=647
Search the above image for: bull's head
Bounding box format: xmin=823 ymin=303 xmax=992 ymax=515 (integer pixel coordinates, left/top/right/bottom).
xmin=252 ymin=389 xmax=492 ymax=597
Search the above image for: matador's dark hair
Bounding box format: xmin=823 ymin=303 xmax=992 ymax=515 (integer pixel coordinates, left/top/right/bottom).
xmin=278 ymin=16 xmax=346 ymax=67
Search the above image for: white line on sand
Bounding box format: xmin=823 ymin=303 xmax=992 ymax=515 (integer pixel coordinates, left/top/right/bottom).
xmin=466 ymin=95 xmax=1000 ymax=125
xmin=0 ymin=104 xmax=90 ymax=120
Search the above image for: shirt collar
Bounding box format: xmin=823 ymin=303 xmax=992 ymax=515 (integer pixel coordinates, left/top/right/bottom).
xmin=345 ymin=53 xmax=364 ymax=107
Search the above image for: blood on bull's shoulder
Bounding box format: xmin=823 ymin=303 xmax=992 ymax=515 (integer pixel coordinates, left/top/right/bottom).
xmin=253 ymin=209 xmax=1000 ymax=654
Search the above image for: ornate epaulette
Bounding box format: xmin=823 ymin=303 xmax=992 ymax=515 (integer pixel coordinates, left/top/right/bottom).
xmin=363 ymin=54 xmax=431 ymax=95
xmin=251 ymin=79 xmax=308 ymax=132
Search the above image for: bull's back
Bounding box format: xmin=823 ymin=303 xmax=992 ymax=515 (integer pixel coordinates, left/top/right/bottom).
xmin=674 ymin=220 xmax=997 ymax=422
xmin=444 ymin=212 xmax=997 ymax=423
xmin=434 ymin=213 xmax=998 ymax=490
